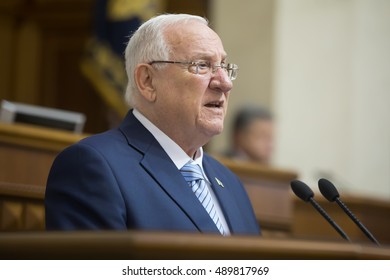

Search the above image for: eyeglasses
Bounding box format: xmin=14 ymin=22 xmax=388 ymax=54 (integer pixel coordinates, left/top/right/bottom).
xmin=148 ymin=60 xmax=239 ymax=81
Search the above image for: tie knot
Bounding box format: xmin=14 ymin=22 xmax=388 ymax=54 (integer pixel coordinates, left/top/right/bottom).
xmin=180 ymin=163 xmax=204 ymax=183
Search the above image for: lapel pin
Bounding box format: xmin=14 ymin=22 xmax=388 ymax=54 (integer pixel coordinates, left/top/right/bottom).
xmin=215 ymin=177 xmax=224 ymax=188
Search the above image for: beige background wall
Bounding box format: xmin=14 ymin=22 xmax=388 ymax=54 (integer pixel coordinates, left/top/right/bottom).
xmin=209 ymin=0 xmax=275 ymax=152
xmin=211 ymin=0 xmax=390 ymax=200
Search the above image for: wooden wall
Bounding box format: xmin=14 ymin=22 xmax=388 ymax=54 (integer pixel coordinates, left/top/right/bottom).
xmin=0 ymin=0 xmax=111 ymax=133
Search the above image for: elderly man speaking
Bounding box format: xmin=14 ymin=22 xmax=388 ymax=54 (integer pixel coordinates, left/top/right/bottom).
xmin=45 ymin=14 xmax=260 ymax=236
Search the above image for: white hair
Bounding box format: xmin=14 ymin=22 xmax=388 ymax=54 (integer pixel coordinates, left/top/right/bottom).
xmin=124 ymin=14 xmax=208 ymax=106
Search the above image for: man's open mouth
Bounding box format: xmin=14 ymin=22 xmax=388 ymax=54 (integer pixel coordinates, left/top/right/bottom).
xmin=205 ymin=101 xmax=223 ymax=108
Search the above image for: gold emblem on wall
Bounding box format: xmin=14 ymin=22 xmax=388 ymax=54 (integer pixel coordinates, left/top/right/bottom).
xmin=107 ymin=0 xmax=163 ymax=21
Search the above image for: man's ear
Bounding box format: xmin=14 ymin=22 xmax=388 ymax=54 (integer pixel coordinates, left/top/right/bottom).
xmin=134 ymin=64 xmax=157 ymax=102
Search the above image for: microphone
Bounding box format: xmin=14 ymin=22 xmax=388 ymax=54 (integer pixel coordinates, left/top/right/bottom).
xmin=290 ymin=180 xmax=351 ymax=242
xmin=318 ymin=178 xmax=380 ymax=246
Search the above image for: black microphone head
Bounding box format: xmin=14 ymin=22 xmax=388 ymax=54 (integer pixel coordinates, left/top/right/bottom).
xmin=318 ymin=178 xmax=340 ymax=202
xmin=290 ymin=180 xmax=314 ymax=202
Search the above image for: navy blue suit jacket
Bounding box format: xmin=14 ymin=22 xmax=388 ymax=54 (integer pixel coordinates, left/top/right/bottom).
xmin=45 ymin=111 xmax=260 ymax=235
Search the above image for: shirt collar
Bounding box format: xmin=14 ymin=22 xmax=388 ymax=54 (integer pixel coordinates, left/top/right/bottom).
xmin=132 ymin=109 xmax=204 ymax=170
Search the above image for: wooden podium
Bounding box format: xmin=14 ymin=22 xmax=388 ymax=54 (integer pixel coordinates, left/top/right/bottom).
xmin=0 ymin=231 xmax=389 ymax=260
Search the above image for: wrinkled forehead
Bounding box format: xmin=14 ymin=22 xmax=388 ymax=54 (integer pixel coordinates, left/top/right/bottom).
xmin=164 ymin=21 xmax=227 ymax=60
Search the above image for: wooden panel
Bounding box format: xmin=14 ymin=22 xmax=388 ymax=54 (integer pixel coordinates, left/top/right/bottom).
xmin=0 ymin=145 xmax=54 ymax=186
xmin=0 ymin=182 xmax=45 ymax=231
xmin=216 ymin=156 xmax=297 ymax=233
xmin=0 ymin=122 xmax=87 ymax=152
xmin=244 ymin=179 xmax=292 ymax=230
xmin=166 ymin=0 xmax=209 ymax=17
xmin=0 ymin=201 xmax=24 ymax=230
xmin=292 ymin=196 xmax=390 ymax=245
xmin=0 ymin=0 xmax=111 ymax=134
xmin=0 ymin=231 xmax=389 ymax=260
xmin=0 ymin=15 xmax=16 ymax=101
xmin=0 ymin=120 xmax=78 ymax=228
xmin=0 ymin=122 xmax=87 ymax=186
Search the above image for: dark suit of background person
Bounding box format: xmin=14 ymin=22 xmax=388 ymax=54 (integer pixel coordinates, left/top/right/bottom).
xmin=45 ymin=14 xmax=260 ymax=235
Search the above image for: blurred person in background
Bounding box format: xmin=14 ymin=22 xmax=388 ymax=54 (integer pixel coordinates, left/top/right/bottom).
xmin=225 ymin=106 xmax=274 ymax=165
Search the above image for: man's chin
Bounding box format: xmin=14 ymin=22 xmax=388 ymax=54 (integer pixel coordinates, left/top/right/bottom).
xmin=202 ymin=123 xmax=224 ymax=137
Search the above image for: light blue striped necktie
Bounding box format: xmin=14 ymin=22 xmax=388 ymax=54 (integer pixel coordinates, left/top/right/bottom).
xmin=180 ymin=162 xmax=226 ymax=235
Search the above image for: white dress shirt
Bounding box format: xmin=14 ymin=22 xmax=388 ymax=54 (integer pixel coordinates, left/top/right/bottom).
xmin=133 ymin=109 xmax=230 ymax=235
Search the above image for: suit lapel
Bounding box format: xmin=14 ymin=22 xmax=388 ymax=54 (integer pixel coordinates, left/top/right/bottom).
xmin=203 ymin=158 xmax=248 ymax=234
xmin=119 ymin=111 xmax=220 ymax=234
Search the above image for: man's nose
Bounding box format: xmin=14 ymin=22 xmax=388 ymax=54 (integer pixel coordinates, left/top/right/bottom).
xmin=209 ymin=68 xmax=233 ymax=92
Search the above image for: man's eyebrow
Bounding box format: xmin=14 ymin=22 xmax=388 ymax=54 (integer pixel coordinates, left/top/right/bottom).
xmin=190 ymin=53 xmax=228 ymax=61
